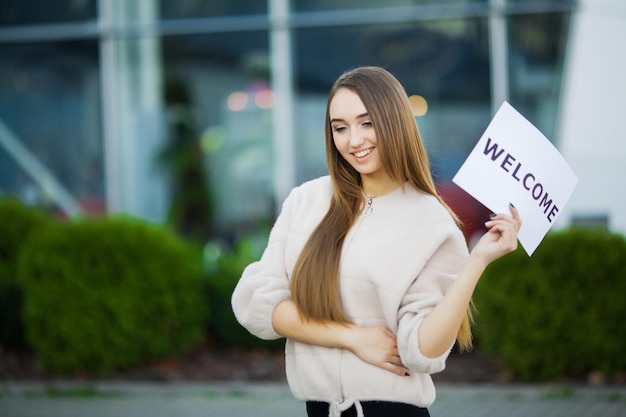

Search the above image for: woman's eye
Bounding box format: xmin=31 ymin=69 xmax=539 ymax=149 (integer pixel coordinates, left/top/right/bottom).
xmin=333 ymin=126 xmax=346 ymax=133
xmin=362 ymin=121 xmax=372 ymax=127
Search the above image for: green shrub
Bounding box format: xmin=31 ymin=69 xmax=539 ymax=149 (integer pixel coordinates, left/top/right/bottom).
xmin=17 ymin=216 xmax=206 ymax=375
xmin=205 ymin=229 xmax=283 ymax=350
xmin=0 ymin=197 xmax=53 ymax=351
xmin=474 ymin=227 xmax=626 ymax=381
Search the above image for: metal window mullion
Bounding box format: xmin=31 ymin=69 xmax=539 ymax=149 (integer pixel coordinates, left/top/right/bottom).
xmin=0 ymin=2 xmax=575 ymax=44
xmin=98 ymin=0 xmax=123 ymax=213
xmin=0 ymin=22 xmax=99 ymax=43
xmin=269 ymin=0 xmax=296 ymax=210
xmin=489 ymin=0 xmax=510 ymax=113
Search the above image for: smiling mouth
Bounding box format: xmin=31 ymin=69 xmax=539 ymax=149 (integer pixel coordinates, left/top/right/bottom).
xmin=353 ymin=148 xmax=374 ymax=158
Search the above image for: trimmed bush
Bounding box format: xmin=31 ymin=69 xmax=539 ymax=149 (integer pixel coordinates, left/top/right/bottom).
xmin=474 ymin=227 xmax=626 ymax=381
xmin=0 ymin=197 xmax=53 ymax=351
xmin=205 ymin=230 xmax=283 ymax=350
xmin=17 ymin=216 xmax=206 ymax=375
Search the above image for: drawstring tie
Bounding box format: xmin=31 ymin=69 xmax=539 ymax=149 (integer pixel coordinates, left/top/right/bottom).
xmin=329 ymin=399 xmax=364 ymax=417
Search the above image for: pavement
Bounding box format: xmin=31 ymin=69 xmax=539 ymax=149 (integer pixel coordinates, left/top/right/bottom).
xmin=1 ymin=380 xmax=626 ymax=417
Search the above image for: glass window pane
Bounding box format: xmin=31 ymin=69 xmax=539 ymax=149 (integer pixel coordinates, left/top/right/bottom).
xmin=508 ymin=11 xmax=571 ymax=141
xmin=293 ymin=0 xmax=487 ymax=12
xmin=0 ymin=0 xmax=97 ymax=26
xmin=161 ymin=31 xmax=271 ymax=237
xmin=294 ymin=18 xmax=493 ymax=239
xmin=0 ymin=40 xmax=103 ymax=214
xmin=160 ymin=0 xmax=266 ymax=19
xmin=507 ymin=0 xmax=575 ymax=7
xmin=294 ymin=18 xmax=492 ymax=184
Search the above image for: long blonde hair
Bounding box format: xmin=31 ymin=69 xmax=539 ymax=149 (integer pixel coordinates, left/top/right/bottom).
xmin=290 ymin=66 xmax=473 ymax=351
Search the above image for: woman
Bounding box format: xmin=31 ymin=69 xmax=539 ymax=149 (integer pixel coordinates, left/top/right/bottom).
xmin=231 ymin=66 xmax=521 ymax=417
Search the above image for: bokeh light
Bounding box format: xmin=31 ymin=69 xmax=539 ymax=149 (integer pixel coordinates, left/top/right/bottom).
xmin=227 ymin=91 xmax=248 ymax=111
xmin=255 ymin=88 xmax=275 ymax=109
xmin=409 ymin=94 xmax=428 ymax=116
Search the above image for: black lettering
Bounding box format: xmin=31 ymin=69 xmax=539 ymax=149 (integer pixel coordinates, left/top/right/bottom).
xmin=523 ymin=173 xmax=535 ymax=190
xmin=512 ymin=163 xmax=522 ymax=181
xmin=547 ymin=205 xmax=559 ymax=223
xmin=539 ymin=193 xmax=553 ymax=214
xmin=501 ymin=153 xmax=515 ymax=172
xmin=483 ymin=137 xmax=505 ymax=161
xmin=479 ymin=142 xmax=561 ymax=224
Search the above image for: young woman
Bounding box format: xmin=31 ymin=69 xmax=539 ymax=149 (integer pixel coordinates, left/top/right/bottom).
xmin=232 ymin=66 xmax=521 ymax=417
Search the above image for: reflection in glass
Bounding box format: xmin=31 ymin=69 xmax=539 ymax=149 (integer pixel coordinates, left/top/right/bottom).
xmin=160 ymin=0 xmax=266 ymax=19
xmin=294 ymin=18 xmax=492 ymax=184
xmin=0 ymin=41 xmax=103 ymax=213
xmin=508 ymin=11 xmax=572 ymax=141
xmin=293 ymin=0 xmax=486 ymax=12
xmin=0 ymin=0 xmax=573 ymax=237
xmin=0 ymin=0 xmax=97 ymax=26
xmin=161 ymin=31 xmax=272 ymax=237
xmin=293 ymin=17 xmax=495 ymax=240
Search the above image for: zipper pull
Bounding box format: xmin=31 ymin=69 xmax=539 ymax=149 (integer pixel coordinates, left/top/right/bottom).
xmin=363 ymin=196 xmax=373 ymax=217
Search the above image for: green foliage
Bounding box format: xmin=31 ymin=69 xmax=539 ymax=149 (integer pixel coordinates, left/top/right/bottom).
xmin=204 ymin=229 xmax=283 ymax=350
xmin=160 ymin=77 xmax=214 ymax=243
xmin=17 ymin=216 xmax=206 ymax=375
xmin=0 ymin=197 xmax=53 ymax=351
xmin=475 ymin=227 xmax=626 ymax=381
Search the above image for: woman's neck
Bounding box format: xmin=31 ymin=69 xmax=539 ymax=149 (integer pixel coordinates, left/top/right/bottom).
xmin=361 ymin=174 xmax=401 ymax=198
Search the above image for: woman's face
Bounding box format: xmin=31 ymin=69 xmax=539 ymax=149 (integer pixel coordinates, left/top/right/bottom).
xmin=329 ymin=88 xmax=384 ymax=178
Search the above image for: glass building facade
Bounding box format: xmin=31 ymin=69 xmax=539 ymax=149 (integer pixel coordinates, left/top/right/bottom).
xmin=0 ymin=0 xmax=574 ymax=241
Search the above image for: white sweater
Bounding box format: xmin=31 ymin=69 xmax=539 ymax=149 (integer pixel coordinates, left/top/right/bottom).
xmin=231 ymin=176 xmax=469 ymax=413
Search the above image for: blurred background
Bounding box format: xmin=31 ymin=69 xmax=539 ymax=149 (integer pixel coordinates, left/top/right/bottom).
xmin=1 ymin=0 xmax=625 ymax=384
xmin=2 ymin=0 xmax=623 ymax=241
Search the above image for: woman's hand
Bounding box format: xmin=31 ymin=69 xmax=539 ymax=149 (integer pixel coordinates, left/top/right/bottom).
xmin=272 ymin=300 xmax=408 ymax=376
xmin=418 ymin=204 xmax=522 ymax=358
xmin=344 ymin=326 xmax=409 ymax=377
xmin=471 ymin=203 xmax=522 ymax=265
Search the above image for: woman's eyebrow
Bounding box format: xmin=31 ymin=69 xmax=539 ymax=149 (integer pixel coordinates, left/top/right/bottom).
xmin=330 ymin=112 xmax=369 ymax=124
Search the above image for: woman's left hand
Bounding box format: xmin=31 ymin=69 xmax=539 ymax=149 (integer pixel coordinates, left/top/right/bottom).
xmin=471 ymin=203 xmax=522 ymax=264
xmin=418 ymin=204 xmax=522 ymax=358
xmin=347 ymin=326 xmax=409 ymax=377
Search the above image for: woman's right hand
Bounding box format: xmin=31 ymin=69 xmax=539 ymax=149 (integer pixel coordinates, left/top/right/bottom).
xmin=345 ymin=326 xmax=409 ymax=377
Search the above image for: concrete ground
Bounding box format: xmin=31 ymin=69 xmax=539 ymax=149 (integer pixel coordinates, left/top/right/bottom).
xmin=1 ymin=381 xmax=626 ymax=417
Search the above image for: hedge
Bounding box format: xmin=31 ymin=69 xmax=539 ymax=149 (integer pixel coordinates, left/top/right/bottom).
xmin=204 ymin=230 xmax=283 ymax=350
xmin=474 ymin=227 xmax=626 ymax=381
xmin=17 ymin=216 xmax=206 ymax=375
xmin=0 ymin=198 xmax=53 ymax=351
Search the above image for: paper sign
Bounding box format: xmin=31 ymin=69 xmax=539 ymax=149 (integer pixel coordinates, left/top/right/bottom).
xmin=452 ymin=101 xmax=578 ymax=256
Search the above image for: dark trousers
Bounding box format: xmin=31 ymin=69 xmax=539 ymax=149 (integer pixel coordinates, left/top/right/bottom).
xmin=306 ymin=400 xmax=430 ymax=417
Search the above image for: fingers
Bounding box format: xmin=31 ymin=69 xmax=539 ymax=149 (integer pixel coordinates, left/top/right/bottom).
xmin=380 ymin=337 xmax=409 ymax=376
xmin=507 ymin=203 xmax=522 ymax=233
xmin=508 ymin=202 xmax=521 ymax=221
xmin=485 ymin=204 xmax=522 ymax=235
xmin=387 ymin=347 xmax=409 ymax=375
xmin=384 ymin=355 xmax=409 ymax=376
xmin=481 ymin=204 xmax=520 ymax=254
xmin=356 ymin=326 xmax=410 ymax=377
xmin=385 ymin=363 xmax=410 ymax=376
xmin=473 ymin=204 xmax=523 ymax=262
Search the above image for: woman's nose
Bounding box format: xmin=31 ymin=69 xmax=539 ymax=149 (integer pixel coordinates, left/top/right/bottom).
xmin=349 ymin=129 xmax=365 ymax=147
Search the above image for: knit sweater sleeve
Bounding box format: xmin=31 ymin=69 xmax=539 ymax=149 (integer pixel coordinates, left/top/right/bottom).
xmin=396 ymin=221 xmax=469 ymax=374
xmin=230 ymin=190 xmax=295 ymax=341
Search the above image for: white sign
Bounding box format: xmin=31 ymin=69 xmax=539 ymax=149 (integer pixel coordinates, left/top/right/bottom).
xmin=452 ymin=101 xmax=578 ymax=256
